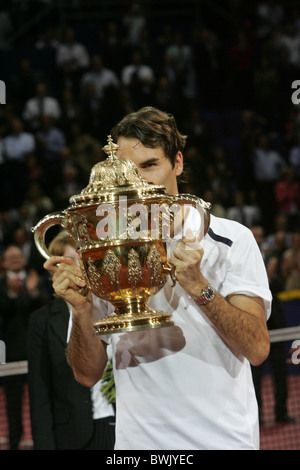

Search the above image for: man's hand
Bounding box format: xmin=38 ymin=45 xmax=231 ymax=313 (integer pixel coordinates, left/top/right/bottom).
xmin=168 ymin=228 xmax=207 ymax=298
xmin=44 ymin=256 xmax=90 ymax=309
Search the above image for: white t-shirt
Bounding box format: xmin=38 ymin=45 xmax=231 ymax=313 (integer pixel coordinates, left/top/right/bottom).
xmin=94 ymin=214 xmax=272 ymax=450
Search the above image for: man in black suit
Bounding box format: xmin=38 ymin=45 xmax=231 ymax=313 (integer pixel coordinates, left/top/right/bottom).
xmin=27 ymin=232 xmax=115 ymax=450
xmin=0 ymin=244 xmax=48 ymax=450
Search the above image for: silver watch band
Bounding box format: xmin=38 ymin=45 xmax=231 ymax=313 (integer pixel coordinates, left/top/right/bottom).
xmin=193 ymin=285 xmax=215 ymax=306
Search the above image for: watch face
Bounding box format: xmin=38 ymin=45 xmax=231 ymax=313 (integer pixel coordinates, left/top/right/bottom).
xmin=205 ymin=286 xmax=215 ymax=300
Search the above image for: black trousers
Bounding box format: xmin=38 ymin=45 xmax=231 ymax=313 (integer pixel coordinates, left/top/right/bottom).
xmin=4 ymin=374 xmax=26 ymax=449
xmin=83 ymin=416 xmax=116 ymax=450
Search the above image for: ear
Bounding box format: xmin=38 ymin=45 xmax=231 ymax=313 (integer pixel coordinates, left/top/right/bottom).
xmin=174 ymin=151 xmax=183 ymax=177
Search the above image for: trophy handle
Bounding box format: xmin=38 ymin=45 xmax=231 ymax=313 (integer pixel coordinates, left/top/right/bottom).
xmin=31 ymin=211 xmax=73 ymax=260
xmin=170 ymin=193 xmax=211 ymax=241
xmin=163 ymin=263 xmax=177 ymax=287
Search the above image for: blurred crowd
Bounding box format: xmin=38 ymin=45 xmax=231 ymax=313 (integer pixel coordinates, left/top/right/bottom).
xmin=1 ymin=0 xmax=300 ymax=449
xmin=0 ymin=0 xmax=300 ymax=294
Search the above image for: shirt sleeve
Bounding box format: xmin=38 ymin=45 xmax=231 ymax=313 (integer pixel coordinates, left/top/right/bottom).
xmin=219 ymin=227 xmax=272 ymax=319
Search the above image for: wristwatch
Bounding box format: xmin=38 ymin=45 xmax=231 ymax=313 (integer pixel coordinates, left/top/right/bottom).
xmin=193 ymin=285 xmax=215 ymax=306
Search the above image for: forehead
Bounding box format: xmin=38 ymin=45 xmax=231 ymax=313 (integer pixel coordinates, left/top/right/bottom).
xmin=4 ymin=248 xmax=23 ymax=259
xmin=116 ymin=137 xmax=166 ymax=163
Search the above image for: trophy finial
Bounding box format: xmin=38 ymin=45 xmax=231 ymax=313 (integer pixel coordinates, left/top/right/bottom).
xmin=102 ymin=135 xmax=119 ymax=158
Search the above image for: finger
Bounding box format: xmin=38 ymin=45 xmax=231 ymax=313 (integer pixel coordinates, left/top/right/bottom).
xmin=44 ymin=256 xmax=77 ymax=268
xmin=53 ymin=276 xmax=87 ymax=305
xmin=43 ymin=256 xmax=68 ymax=274
xmin=168 ymin=256 xmax=183 ymax=271
xmin=183 ymin=228 xmax=196 ymax=242
xmin=51 ymin=257 xmax=84 ymax=280
xmin=54 ymin=265 xmax=86 ymax=288
xmin=173 ymin=242 xmax=203 ymax=262
xmin=53 ymin=271 xmax=86 ymax=297
xmin=182 ymin=228 xmax=203 ymax=250
xmin=172 ymin=244 xmax=188 ymax=261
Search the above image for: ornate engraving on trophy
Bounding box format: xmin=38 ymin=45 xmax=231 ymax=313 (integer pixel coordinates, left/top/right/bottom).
xmin=127 ymin=248 xmax=143 ymax=287
xmin=146 ymin=245 xmax=165 ymax=288
xmin=101 ymin=249 xmax=121 ymax=288
xmin=87 ymin=256 xmax=101 ymax=283
xmin=73 ymin=215 xmax=90 ymax=245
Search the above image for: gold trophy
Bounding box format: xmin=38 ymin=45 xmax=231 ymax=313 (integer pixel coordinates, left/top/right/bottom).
xmin=31 ymin=136 xmax=211 ymax=334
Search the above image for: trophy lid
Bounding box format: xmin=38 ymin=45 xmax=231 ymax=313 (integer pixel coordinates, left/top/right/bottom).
xmin=69 ymin=135 xmax=166 ymax=206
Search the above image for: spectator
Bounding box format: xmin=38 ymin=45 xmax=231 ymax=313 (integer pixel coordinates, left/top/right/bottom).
xmin=252 ymin=133 xmax=286 ymax=232
xmin=203 ymin=189 xmax=227 ymax=219
xmin=93 ymin=21 xmax=123 ymax=73
xmin=56 ymin=27 xmax=90 ymax=73
xmin=23 ymin=82 xmax=61 ymax=131
xmin=24 ymin=182 xmax=55 ymax=223
xmin=79 ymin=82 xmax=102 ymax=137
xmin=250 ymin=225 xmax=271 ymax=261
xmin=289 ymin=133 xmax=300 ymax=178
xmin=123 ymin=2 xmax=146 ymax=47
xmin=165 ymin=31 xmax=197 ymax=100
xmin=256 ymin=0 xmax=284 ymax=39
xmin=0 ymin=6 xmax=12 ymax=48
xmin=229 ymin=29 xmax=255 ymax=106
xmin=278 ymin=22 xmax=300 ymax=67
xmin=274 ymin=167 xmax=300 ymax=227
xmin=81 ymin=55 xmax=120 ymax=102
xmin=3 ymin=118 xmax=35 ymax=162
xmin=251 ymin=225 xmax=294 ymax=425
xmin=3 ymin=118 xmax=36 ymax=207
xmin=267 ymin=230 xmax=289 ymax=263
xmin=54 ymin=165 xmax=82 ymax=209
xmin=68 ymin=120 xmax=104 ymax=179
xmin=0 ymin=245 xmax=48 ymax=449
xmin=36 ymin=115 xmax=66 ymax=163
xmin=281 ymin=230 xmax=300 ymax=291
xmin=35 ymin=27 xmax=60 ymax=50
xmin=9 ymin=58 xmax=41 ymax=114
xmin=121 ymin=49 xmax=155 ymax=108
xmin=227 ymin=190 xmax=262 ymax=227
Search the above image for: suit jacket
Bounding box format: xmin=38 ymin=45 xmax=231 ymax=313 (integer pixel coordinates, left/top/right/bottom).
xmin=0 ymin=274 xmax=48 ymax=362
xmin=27 ymin=297 xmax=94 ymax=450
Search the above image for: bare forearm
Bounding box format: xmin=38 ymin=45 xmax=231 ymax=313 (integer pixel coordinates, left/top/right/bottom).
xmin=201 ymin=292 xmax=269 ymax=366
xmin=67 ymin=306 xmax=108 ymax=387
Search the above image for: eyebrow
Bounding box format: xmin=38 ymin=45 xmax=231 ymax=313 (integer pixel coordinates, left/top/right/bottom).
xmin=139 ymin=157 xmax=159 ymax=166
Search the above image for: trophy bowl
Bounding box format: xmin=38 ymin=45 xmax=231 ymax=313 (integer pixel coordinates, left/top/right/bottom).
xmin=31 ymin=136 xmax=210 ymax=334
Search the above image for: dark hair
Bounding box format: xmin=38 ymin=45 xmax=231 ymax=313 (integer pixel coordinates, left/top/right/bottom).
xmin=111 ymin=106 xmax=187 ymax=168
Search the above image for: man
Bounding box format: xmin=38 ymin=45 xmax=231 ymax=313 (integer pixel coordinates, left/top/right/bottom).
xmin=44 ymin=106 xmax=272 ymax=450
xmin=23 ymin=82 xmax=61 ymax=130
xmin=81 ymin=54 xmax=120 ymax=101
xmin=28 ymin=231 xmax=115 ymax=450
xmin=0 ymin=245 xmax=48 ymax=449
xmin=3 ymin=117 xmax=35 ymax=162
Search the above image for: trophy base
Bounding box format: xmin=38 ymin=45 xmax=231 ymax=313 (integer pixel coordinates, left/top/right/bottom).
xmin=93 ymin=309 xmax=174 ymax=335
